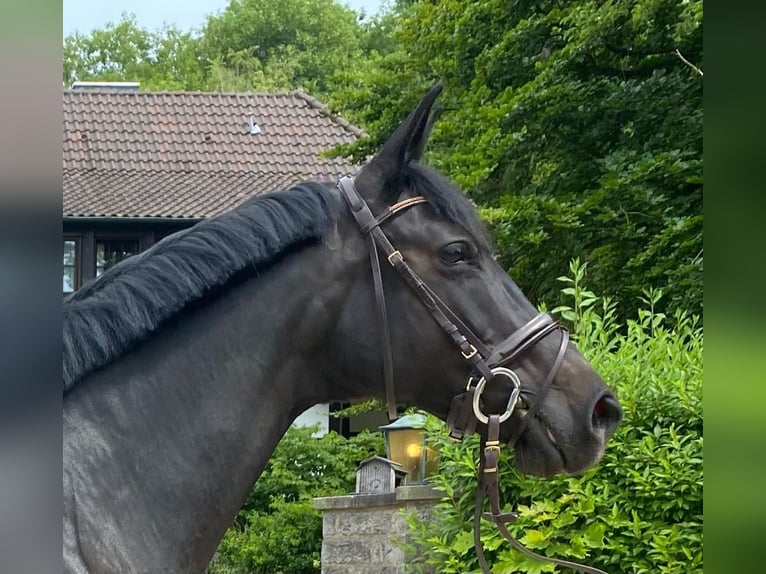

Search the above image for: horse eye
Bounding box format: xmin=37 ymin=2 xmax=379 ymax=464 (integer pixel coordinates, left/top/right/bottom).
xmin=440 ymin=241 xmax=471 ymax=264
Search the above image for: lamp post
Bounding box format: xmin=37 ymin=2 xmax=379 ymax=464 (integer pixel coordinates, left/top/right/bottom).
xmin=379 ymin=413 xmax=439 ymax=484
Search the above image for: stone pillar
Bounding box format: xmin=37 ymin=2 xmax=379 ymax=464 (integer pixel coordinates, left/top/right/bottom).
xmin=313 ymin=485 xmax=442 ymax=574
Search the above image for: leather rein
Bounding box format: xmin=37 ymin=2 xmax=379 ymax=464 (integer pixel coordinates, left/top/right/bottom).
xmin=337 ymin=176 xmax=609 ymax=574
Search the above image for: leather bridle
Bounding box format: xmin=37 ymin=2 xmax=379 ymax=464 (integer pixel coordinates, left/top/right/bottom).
xmin=337 ymin=176 xmax=609 ymax=574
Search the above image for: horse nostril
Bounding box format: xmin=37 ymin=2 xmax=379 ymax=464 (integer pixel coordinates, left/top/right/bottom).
xmin=592 ymin=394 xmax=622 ymax=433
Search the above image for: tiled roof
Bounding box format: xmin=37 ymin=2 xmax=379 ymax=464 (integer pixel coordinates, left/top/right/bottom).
xmin=63 ymin=89 xmax=365 ymax=219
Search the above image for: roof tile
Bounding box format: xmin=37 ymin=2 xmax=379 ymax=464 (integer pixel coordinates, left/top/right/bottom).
xmin=63 ymin=89 xmax=364 ymax=218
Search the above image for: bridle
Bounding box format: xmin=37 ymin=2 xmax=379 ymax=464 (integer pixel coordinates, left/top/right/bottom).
xmin=337 ymin=176 xmax=610 ymax=574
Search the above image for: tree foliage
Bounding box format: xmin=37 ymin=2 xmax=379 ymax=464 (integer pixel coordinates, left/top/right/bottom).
xmin=401 ymin=260 xmax=703 ymax=573
xmin=63 ymin=2 xmax=392 ymax=98
xmin=199 ymin=0 xmax=363 ymax=94
xmin=63 ymin=13 xmax=207 ymax=90
xmin=329 ymin=0 xmax=703 ymax=322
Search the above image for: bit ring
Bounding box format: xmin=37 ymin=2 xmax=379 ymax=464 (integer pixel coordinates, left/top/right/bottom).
xmin=472 ymin=367 xmax=522 ymax=424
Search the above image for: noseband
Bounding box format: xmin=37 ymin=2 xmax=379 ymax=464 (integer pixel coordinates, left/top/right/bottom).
xmin=338 ymin=176 xmax=610 ymax=574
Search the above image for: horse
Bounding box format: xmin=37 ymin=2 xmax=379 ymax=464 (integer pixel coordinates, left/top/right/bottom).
xmin=63 ymin=84 xmax=622 ymax=573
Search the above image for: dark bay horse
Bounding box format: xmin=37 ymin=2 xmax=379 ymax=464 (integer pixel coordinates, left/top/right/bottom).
xmin=63 ymin=85 xmax=621 ymax=573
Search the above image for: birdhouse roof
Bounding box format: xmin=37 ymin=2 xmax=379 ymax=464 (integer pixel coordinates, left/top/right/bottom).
xmin=357 ymin=455 xmax=407 ymax=473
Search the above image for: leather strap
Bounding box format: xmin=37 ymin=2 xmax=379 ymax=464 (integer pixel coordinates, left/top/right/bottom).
xmin=366 ymin=231 xmax=398 ymax=421
xmin=417 ymin=282 xmax=493 ymax=360
xmin=338 ymin=176 xmax=494 ymax=419
xmin=445 ymin=390 xmax=478 ymax=441
xmin=486 ymin=313 xmax=561 ymax=367
xmin=507 ymin=328 xmax=569 ymax=449
xmin=445 ymin=313 xmax=561 ymax=442
xmin=474 ymin=414 xmax=609 ymax=574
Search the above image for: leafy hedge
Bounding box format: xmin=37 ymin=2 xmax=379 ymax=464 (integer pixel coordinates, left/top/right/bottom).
xmin=208 ymin=426 xmax=384 ymax=574
xmin=402 ymin=260 xmax=703 ymax=574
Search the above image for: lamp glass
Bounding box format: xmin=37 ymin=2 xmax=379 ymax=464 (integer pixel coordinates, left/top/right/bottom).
xmin=381 ymin=413 xmax=441 ymax=484
xmin=386 ymin=428 xmax=426 ymax=483
xmin=424 ymin=445 xmax=439 ymax=478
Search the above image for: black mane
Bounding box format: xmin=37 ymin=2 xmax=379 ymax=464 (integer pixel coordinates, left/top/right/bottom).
xmin=63 ymin=166 xmax=491 ymax=392
xmin=63 ymin=181 xmax=341 ymax=391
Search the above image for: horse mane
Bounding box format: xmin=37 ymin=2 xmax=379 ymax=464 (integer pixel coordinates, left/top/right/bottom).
xmin=63 ymin=164 xmax=492 ymax=393
xmin=63 ymin=181 xmax=341 ymax=392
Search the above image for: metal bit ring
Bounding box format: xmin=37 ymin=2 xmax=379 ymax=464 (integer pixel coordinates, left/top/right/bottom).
xmin=472 ymin=367 xmax=522 ymax=424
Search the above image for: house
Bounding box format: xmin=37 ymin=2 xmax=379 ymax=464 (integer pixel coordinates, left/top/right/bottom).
xmin=63 ymin=82 xmax=365 ymax=292
xmin=62 ymin=82 xmax=379 ymax=435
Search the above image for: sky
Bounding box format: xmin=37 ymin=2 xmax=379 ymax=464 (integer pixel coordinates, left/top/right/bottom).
xmin=63 ymin=0 xmax=387 ymax=37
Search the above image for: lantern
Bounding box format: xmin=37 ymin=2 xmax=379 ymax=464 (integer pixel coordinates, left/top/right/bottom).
xmin=379 ymin=413 xmax=439 ymax=484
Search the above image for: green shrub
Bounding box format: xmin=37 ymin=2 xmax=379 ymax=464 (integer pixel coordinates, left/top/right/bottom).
xmin=208 ymin=426 xmax=385 ymax=574
xmin=402 ymin=260 xmax=703 ymax=574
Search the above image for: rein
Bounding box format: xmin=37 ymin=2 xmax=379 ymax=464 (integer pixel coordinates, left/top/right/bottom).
xmin=337 ymin=176 xmax=610 ymax=574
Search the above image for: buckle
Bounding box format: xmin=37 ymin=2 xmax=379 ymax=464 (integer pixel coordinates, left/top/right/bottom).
xmin=461 ymin=344 xmax=478 ymax=360
xmin=387 ymin=250 xmax=403 ymax=265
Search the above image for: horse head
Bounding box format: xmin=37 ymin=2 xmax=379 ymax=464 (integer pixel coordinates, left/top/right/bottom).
xmin=327 ymin=85 xmax=622 ymax=477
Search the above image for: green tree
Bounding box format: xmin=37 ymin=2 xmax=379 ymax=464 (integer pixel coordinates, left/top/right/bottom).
xmin=63 ymin=0 xmax=381 ymax=99
xmin=63 ymin=13 xmax=207 ymax=90
xmin=200 ymin=0 xmax=365 ymax=96
xmin=331 ymin=0 xmax=703 ymax=322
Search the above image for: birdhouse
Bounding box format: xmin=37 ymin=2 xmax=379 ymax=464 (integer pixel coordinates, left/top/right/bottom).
xmin=355 ymin=455 xmax=408 ymax=494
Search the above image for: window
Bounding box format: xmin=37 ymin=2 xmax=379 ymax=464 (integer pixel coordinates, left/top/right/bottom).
xmin=96 ymin=238 xmax=140 ymax=277
xmin=63 ymin=238 xmax=80 ymax=294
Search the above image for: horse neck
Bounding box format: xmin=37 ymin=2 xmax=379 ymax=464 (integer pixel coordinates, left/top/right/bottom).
xmin=63 ymin=237 xmax=358 ymax=573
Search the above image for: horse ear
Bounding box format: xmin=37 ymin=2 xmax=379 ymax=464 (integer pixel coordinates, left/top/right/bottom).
xmin=407 ymin=100 xmax=442 ymax=163
xmin=356 ymin=83 xmax=443 ymax=203
xmin=378 ymin=83 xmax=442 ymax=167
